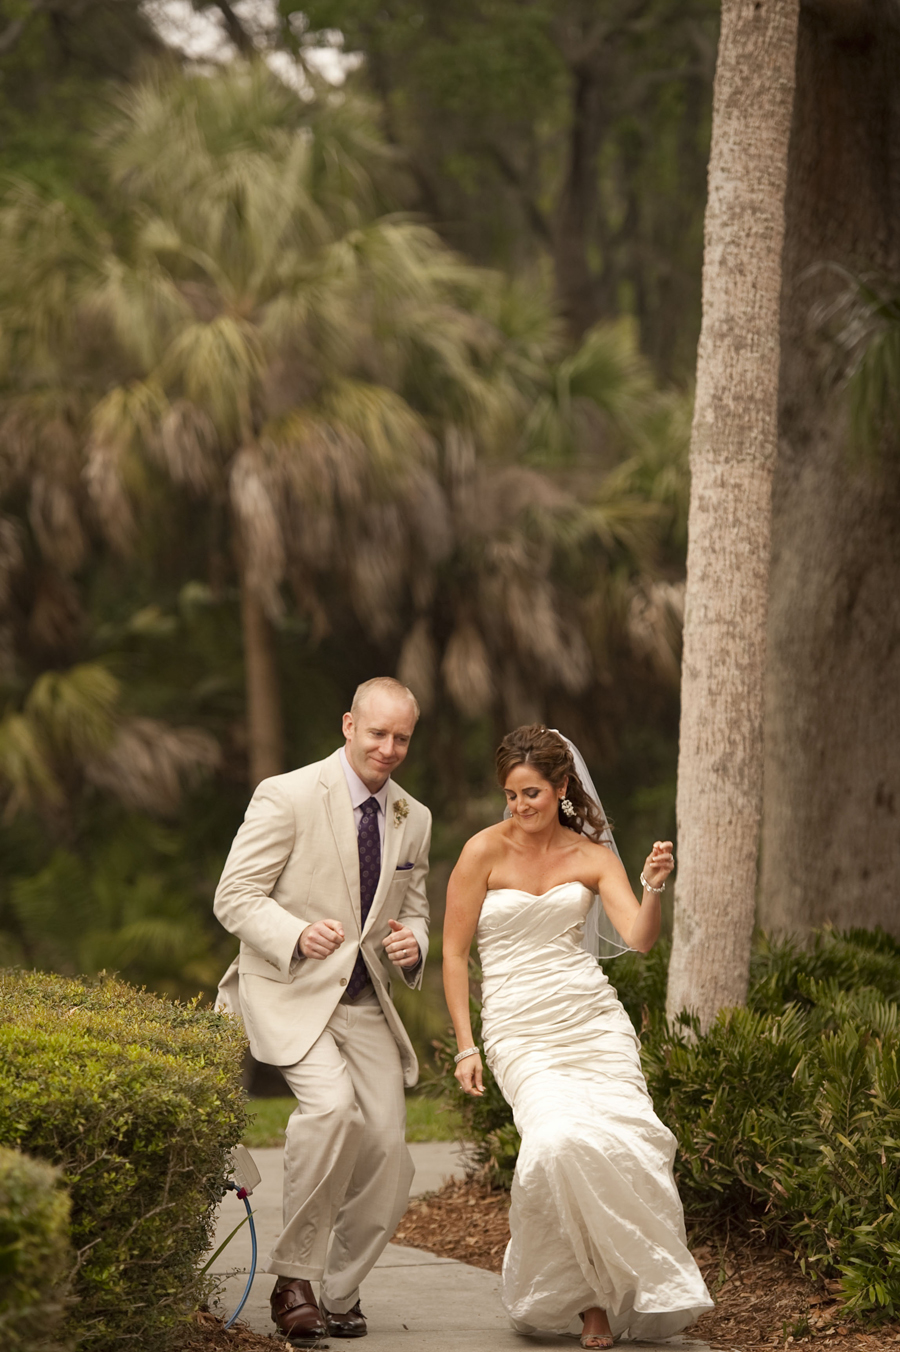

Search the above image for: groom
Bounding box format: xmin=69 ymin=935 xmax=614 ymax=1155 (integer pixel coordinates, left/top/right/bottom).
xmin=214 ymin=677 xmax=431 ymax=1343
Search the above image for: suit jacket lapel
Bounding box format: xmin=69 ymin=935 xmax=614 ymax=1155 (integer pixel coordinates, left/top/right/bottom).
xmin=320 ymin=752 xmax=362 ymax=933
xmin=363 ymin=780 xmax=406 ymax=937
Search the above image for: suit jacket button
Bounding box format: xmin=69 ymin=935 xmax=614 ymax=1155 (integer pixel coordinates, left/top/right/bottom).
xmin=339 ymin=978 xmax=347 ymax=986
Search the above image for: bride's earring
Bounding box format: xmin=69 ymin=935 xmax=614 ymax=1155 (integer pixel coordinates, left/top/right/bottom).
xmin=560 ymin=797 xmax=576 ymax=818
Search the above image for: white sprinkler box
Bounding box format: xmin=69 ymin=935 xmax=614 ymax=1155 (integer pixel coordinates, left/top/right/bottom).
xmin=229 ymin=1143 xmax=262 ymax=1196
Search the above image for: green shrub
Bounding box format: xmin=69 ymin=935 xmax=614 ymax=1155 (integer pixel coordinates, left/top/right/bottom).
xmin=0 ymin=1146 xmax=73 ymax=1352
xmin=646 ymin=979 xmax=900 ymax=1317
xmin=433 ymin=929 xmax=900 ymax=1319
xmin=0 ymin=969 xmax=247 ymax=1352
xmin=749 ymin=926 xmax=900 ymax=1015
xmin=605 ymin=940 xmax=671 ymax=1033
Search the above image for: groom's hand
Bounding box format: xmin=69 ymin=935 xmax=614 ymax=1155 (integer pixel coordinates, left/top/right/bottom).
xmin=299 ymin=919 xmax=345 ymax=959
xmin=383 ymin=918 xmax=420 ymax=969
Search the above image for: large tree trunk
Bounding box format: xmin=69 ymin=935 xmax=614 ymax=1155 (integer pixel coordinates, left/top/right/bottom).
xmin=240 ymin=577 xmax=285 ymax=789
xmin=759 ymin=1 xmax=900 ymax=938
xmin=666 ymin=0 xmax=799 ymax=1028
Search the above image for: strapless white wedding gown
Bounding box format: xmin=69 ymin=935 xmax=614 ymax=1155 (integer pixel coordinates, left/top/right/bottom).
xmin=477 ymin=882 xmax=713 ymax=1341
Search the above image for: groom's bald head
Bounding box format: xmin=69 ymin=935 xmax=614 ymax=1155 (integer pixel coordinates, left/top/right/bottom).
xmin=350 ymin=677 xmax=420 ymax=723
xmin=343 ymin=678 xmax=420 ymax=791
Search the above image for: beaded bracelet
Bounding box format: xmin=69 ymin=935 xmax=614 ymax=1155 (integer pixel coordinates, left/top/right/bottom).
xmin=453 ymin=1046 xmax=480 ymax=1064
xmin=640 ymin=872 xmax=666 ymax=894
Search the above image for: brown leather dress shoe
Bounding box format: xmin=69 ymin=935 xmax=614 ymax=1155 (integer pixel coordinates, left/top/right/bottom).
xmin=271 ymin=1278 xmax=326 ymax=1345
xmin=320 ymin=1300 xmax=367 ymax=1338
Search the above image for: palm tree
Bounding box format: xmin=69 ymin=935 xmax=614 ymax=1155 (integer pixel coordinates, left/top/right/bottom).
xmin=394 ymin=317 xmax=682 ymax=728
xmin=0 ymin=183 xmax=221 ymax=813
xmin=77 ymin=63 xmax=537 ymax=787
xmin=666 ymin=0 xmax=800 ymax=1030
xmin=0 ymin=61 xmax=688 ymax=800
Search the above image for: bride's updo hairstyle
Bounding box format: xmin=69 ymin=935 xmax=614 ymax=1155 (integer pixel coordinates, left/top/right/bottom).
xmin=496 ymin=724 xmax=610 ymax=837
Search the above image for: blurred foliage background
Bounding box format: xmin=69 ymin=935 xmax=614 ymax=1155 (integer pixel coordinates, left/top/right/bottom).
xmin=0 ymin=0 xmax=715 ymax=1063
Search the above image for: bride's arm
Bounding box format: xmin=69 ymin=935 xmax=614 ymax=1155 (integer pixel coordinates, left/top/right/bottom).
xmin=443 ymin=835 xmax=493 ymax=1097
xmin=594 ymin=840 xmax=674 ymax=953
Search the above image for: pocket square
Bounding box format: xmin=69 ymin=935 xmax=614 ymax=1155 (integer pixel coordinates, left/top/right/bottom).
xmin=396 ymin=862 xmax=414 ymax=871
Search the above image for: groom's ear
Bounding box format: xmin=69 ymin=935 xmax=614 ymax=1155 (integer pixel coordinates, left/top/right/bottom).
xmin=341 ymin=712 xmax=353 ymax=739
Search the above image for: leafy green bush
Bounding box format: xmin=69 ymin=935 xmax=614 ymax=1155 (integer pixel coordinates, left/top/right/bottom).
xmin=0 ymin=969 xmax=247 ymax=1351
xmin=748 ymin=927 xmax=900 ymax=1015
xmin=0 ymin=1146 xmax=73 ymax=1352
xmin=433 ymin=929 xmax=900 ymax=1319
xmin=646 ymin=978 xmax=900 ymax=1317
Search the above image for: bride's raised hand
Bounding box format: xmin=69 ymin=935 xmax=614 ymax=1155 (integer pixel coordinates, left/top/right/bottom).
xmin=642 ymin=840 xmax=674 ymax=892
xmin=455 ymin=1051 xmax=484 ymax=1097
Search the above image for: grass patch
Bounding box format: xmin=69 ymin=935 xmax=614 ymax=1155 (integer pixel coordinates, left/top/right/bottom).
xmin=242 ymin=1094 xmax=465 ymax=1148
xmin=242 ymin=1098 xmax=294 ymax=1149
xmin=405 ymin=1094 xmax=465 ymax=1142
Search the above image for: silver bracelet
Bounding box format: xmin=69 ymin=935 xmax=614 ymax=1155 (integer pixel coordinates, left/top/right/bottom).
xmin=640 ymin=872 xmax=665 ymax=894
xmin=453 ymin=1046 xmax=480 ymax=1064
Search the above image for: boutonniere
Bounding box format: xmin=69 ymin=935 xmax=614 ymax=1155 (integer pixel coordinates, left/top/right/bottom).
xmin=393 ymin=798 xmax=409 ymax=829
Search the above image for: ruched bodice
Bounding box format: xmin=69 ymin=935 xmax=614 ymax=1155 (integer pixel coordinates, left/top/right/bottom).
xmin=475 ymin=883 xmax=712 ymax=1341
xmin=478 ymin=883 xmax=640 ymax=1104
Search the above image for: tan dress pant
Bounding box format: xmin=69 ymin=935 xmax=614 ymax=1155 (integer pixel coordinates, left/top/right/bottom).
xmin=266 ymin=990 xmax=414 ymax=1313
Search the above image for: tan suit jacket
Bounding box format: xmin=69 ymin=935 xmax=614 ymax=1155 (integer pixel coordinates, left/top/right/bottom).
xmin=213 ymin=750 xmax=430 ymax=1085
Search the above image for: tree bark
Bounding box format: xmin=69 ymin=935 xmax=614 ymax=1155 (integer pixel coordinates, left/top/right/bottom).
xmin=554 ymin=59 xmax=607 ymax=339
xmin=666 ymin=0 xmax=799 ymax=1027
xmin=759 ymin=1 xmax=900 ymax=938
xmin=240 ymin=576 xmax=284 ymax=789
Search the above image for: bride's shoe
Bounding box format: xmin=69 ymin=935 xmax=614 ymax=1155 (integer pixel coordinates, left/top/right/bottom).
xmin=580 ymin=1308 xmax=614 ymax=1349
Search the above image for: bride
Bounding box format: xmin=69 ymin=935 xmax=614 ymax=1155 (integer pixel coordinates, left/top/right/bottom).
xmin=443 ymin=725 xmax=712 ymax=1349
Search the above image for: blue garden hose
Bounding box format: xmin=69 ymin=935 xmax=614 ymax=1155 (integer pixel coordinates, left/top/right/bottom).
xmin=222 ymin=1182 xmax=258 ymax=1329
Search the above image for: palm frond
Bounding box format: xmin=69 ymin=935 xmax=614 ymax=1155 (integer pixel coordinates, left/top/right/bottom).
xmin=321 ymin=379 xmax=434 ymax=482
xmin=626 ymin=581 xmax=684 ymax=683
xmin=163 ymin=316 xmax=264 ymax=439
xmin=85 ymin=383 xmax=162 ymax=551
xmin=159 ymin=399 xmax=221 ymax=491
xmin=524 ymin=320 xmax=656 ymax=463
xmin=89 ymin=250 xmax=192 ymax=369
xmin=84 ymin=716 xmax=220 ymax=815
xmin=0 ymin=712 xmax=61 ymax=815
xmin=0 ymin=183 xmax=101 ymax=366
xmin=397 ymin=618 xmax=437 ymax=714
xmin=812 ymin=267 xmax=900 ymax=462
xmin=346 ymin=506 xmax=408 ymax=639
xmin=442 ymin=621 xmax=494 ymax=714
xmin=26 ymin=663 xmax=120 ymax=758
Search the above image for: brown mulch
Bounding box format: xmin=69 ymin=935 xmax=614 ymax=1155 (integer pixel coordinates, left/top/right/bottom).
xmin=392 ymin=1173 xmax=513 ymax=1269
xmin=184 ymin=1309 xmax=280 ymax=1350
xmin=391 ymin=1177 xmax=900 ymax=1352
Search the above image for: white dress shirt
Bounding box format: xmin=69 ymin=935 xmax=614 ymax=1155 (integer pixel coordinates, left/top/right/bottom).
xmin=339 ymin=745 xmax=389 ymax=847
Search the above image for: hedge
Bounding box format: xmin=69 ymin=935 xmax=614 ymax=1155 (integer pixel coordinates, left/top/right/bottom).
xmin=433 ymin=927 xmax=900 ymax=1321
xmin=0 ymin=1145 xmax=73 ymax=1352
xmin=0 ymin=970 xmax=247 ymax=1351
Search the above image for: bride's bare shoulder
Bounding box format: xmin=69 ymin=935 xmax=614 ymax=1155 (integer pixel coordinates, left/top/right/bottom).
xmin=578 ymin=835 xmax=622 ymax=873
xmin=457 ymin=821 xmax=509 ymax=867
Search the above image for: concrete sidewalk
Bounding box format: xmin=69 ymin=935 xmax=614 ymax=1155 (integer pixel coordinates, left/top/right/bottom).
xmin=208 ymin=1143 xmax=712 ymax=1351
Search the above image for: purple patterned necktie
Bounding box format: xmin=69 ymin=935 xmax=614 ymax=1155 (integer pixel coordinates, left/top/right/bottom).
xmin=345 ymin=796 xmax=381 ymax=1001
